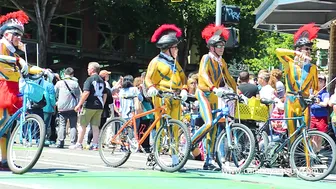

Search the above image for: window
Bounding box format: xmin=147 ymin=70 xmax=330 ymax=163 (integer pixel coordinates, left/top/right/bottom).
xmin=97 ymin=23 xmax=124 ymax=51
xmin=50 ymin=17 xmax=82 ymax=46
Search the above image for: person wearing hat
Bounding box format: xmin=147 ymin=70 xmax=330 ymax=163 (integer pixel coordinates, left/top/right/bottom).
xmin=0 ymin=10 xmax=33 ymax=170
xmin=144 ymin=24 xmax=188 ymax=169
xmin=275 ymin=23 xmax=319 ymax=145
xmin=191 ymin=24 xmax=237 ymax=170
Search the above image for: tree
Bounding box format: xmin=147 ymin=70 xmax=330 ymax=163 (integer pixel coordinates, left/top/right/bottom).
xmin=5 ymin=0 xmax=60 ymax=68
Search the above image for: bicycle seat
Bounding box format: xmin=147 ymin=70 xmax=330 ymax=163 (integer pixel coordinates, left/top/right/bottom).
xmin=186 ymin=95 xmax=197 ymax=103
xmin=260 ymin=98 xmax=274 ymax=105
xmin=121 ymin=95 xmax=137 ymax=100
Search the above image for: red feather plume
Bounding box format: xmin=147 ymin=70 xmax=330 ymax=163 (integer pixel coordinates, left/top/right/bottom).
xmin=0 ymin=10 xmax=29 ymax=25
xmin=151 ymin=24 xmax=182 ymax=43
xmin=201 ymin=24 xmax=229 ymax=43
xmin=294 ymin=23 xmax=320 ymax=43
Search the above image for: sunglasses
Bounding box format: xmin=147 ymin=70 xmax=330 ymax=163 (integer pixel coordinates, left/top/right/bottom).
xmin=214 ymin=45 xmax=225 ymax=49
xmin=302 ymin=47 xmax=312 ymax=51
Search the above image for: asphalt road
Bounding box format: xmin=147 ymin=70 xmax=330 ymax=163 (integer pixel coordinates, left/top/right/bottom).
xmin=0 ymin=146 xmax=336 ymax=189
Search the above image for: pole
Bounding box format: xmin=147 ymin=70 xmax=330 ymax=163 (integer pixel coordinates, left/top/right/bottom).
xmin=24 ymin=43 xmax=28 ymax=64
xmin=215 ymin=0 xmax=222 ymax=26
xmin=36 ymin=43 xmax=39 ymax=67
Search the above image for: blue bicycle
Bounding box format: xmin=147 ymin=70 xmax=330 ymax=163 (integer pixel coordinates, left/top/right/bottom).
xmin=182 ymin=92 xmax=256 ymax=172
xmin=0 ymin=74 xmax=46 ymax=174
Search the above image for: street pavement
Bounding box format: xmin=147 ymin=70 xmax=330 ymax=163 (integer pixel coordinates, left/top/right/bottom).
xmin=0 ymin=146 xmax=336 ymax=189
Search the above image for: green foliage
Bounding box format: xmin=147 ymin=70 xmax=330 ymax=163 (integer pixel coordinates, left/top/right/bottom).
xmin=92 ymin=0 xmax=301 ymax=73
xmin=243 ymin=32 xmax=293 ymax=74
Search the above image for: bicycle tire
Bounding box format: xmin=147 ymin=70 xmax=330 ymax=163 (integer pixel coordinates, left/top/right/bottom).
xmin=7 ymin=114 xmax=46 ymax=174
xmin=153 ymin=119 xmax=191 ymax=172
xmin=98 ymin=117 xmax=131 ymax=167
xmin=215 ymin=123 xmax=256 ymax=173
xmin=290 ymin=130 xmax=336 ymax=181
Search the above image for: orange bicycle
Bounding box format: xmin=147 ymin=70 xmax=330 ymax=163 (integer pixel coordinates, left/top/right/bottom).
xmin=98 ymin=91 xmax=191 ymax=172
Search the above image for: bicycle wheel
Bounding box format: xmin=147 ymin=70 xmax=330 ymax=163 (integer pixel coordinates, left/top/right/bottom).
xmin=98 ymin=117 xmax=132 ymax=167
xmin=153 ymin=119 xmax=191 ymax=172
xmin=215 ymin=123 xmax=256 ymax=173
xmin=248 ymin=130 xmax=269 ymax=172
xmin=290 ymin=130 xmax=336 ymax=181
xmin=7 ymin=114 xmax=45 ymax=174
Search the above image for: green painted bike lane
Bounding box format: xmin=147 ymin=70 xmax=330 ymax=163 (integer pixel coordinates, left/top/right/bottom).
xmin=0 ymin=170 xmax=335 ymax=189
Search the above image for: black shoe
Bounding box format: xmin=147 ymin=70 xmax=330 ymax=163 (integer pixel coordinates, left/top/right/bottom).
xmin=0 ymin=162 xmax=21 ymax=171
xmin=203 ymin=163 xmax=218 ymax=171
xmin=57 ymin=144 xmax=64 ymax=148
xmin=178 ymin=167 xmax=187 ymax=173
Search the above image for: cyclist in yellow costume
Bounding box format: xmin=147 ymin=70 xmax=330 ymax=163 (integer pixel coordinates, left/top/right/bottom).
xmin=192 ymin=24 xmax=237 ymax=170
xmin=0 ymin=10 xmax=42 ymax=170
xmin=145 ymin=24 xmax=188 ymax=169
xmin=276 ymin=23 xmax=319 ymax=145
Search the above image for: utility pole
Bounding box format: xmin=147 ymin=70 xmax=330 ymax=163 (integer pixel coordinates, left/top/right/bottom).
xmin=215 ymin=0 xmax=222 ymax=26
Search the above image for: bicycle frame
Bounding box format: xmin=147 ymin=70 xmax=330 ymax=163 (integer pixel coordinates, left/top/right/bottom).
xmin=191 ymin=104 xmax=234 ymax=146
xmin=0 ymin=79 xmax=32 ymax=139
xmin=111 ymin=105 xmax=169 ymax=148
xmin=0 ymin=108 xmax=23 ymax=138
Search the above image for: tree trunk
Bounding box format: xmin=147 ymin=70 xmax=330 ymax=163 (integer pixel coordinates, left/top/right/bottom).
xmin=328 ymin=20 xmax=336 ymax=92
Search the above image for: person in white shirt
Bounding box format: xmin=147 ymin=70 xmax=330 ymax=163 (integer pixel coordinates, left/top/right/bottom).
xmin=258 ymin=71 xmax=276 ymax=101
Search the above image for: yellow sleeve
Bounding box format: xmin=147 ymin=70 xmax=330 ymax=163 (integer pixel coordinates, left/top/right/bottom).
xmin=175 ymin=61 xmax=188 ymax=90
xmin=199 ymin=55 xmax=215 ymax=89
xmin=275 ymin=48 xmax=295 ymax=72
xmin=221 ymin=59 xmax=237 ymax=92
xmin=312 ymin=65 xmax=319 ymax=94
xmin=145 ymin=58 xmax=159 ymax=88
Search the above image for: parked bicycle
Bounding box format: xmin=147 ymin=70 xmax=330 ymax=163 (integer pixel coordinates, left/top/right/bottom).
xmin=251 ymin=92 xmax=336 ymax=181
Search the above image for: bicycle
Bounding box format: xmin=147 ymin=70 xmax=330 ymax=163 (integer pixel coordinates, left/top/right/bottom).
xmin=251 ymin=92 xmax=336 ymax=181
xmin=0 ymin=74 xmax=46 ymax=174
xmin=98 ymin=90 xmax=191 ymax=172
xmin=173 ymin=92 xmax=256 ymax=172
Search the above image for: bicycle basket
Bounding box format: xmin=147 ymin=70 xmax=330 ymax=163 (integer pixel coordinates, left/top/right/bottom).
xmin=23 ymin=81 xmax=45 ymax=103
xmin=235 ymin=97 xmax=269 ymax=122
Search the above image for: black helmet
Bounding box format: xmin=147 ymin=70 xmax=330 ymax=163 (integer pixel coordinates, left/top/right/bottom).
xmin=201 ymin=24 xmax=229 ymax=47
xmin=294 ymin=37 xmax=312 ymax=48
xmin=151 ymin=24 xmax=182 ymax=50
xmin=294 ymin=23 xmax=320 ymax=49
xmin=155 ymin=32 xmax=180 ymax=49
xmin=206 ymin=30 xmax=225 ymax=47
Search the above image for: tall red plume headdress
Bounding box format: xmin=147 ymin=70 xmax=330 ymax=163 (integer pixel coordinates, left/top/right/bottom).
xmin=201 ymin=24 xmax=229 ymax=45
xmin=293 ymin=23 xmax=320 ymax=47
xmin=151 ymin=24 xmax=182 ymax=49
xmin=0 ymin=10 xmax=29 ymax=36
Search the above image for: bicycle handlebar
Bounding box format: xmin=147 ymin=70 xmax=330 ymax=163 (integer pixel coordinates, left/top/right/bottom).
xmin=220 ymin=92 xmax=245 ymax=103
xmin=157 ymin=90 xmax=182 ymax=100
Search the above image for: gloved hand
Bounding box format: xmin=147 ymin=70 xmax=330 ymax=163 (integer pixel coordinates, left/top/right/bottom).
xmin=213 ymin=87 xmax=225 ymax=97
xmin=180 ymin=89 xmax=188 ymax=102
xmin=147 ymin=86 xmax=158 ymax=97
xmin=18 ymin=57 xmax=28 ymax=75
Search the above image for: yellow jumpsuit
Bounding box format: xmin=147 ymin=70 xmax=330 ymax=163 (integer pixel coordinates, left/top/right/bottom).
xmin=275 ymin=48 xmax=318 ymax=144
xmin=145 ymin=52 xmax=187 ymax=128
xmin=192 ymin=53 xmax=236 ymax=163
